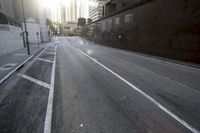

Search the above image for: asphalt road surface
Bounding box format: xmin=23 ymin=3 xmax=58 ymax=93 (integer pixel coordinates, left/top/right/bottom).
xmin=0 ymin=37 xmax=200 ymax=133
xmin=52 ymin=37 xmax=200 ymax=133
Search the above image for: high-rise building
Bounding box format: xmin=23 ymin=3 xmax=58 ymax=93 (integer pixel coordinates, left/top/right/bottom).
xmin=61 ymin=0 xmax=77 ymax=23
xmin=61 ymin=0 xmax=89 ymax=23
xmin=89 ymin=0 xmax=110 ymax=21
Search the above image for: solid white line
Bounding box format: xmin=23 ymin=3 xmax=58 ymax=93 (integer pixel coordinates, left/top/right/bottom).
xmin=77 ymin=48 xmax=200 ymax=133
xmin=43 ymin=45 xmax=57 ymax=133
xmin=44 ymin=52 xmax=55 ymax=55
xmin=37 ymin=58 xmax=54 ymax=63
xmin=0 ymin=48 xmax=46 ymax=85
xmin=0 ymin=56 xmax=33 ymax=84
xmin=18 ymin=74 xmax=50 ymax=89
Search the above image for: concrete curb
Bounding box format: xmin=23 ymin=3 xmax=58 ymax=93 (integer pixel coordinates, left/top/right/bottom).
xmin=0 ymin=48 xmax=44 ymax=85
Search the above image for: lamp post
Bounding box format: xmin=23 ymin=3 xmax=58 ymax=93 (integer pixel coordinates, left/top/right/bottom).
xmin=21 ymin=0 xmax=30 ymax=55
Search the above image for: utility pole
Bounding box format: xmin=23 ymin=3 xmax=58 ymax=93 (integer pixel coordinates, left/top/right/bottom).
xmin=21 ymin=0 xmax=30 ymax=55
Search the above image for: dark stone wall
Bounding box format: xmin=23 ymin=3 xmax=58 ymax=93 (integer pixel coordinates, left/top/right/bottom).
xmin=88 ymin=0 xmax=200 ymax=63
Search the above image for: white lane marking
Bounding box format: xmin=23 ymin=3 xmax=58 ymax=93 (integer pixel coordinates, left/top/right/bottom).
xmin=43 ymin=45 xmax=57 ymax=133
xmin=18 ymin=74 xmax=50 ymax=89
xmin=77 ymin=48 xmax=200 ymax=133
xmin=37 ymin=58 xmax=54 ymax=63
xmin=44 ymin=52 xmax=55 ymax=55
xmin=0 ymin=48 xmax=46 ymax=85
xmin=0 ymin=55 xmax=33 ymax=84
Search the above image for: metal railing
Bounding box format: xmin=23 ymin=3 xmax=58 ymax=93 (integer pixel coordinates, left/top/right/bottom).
xmin=6 ymin=15 xmax=21 ymax=27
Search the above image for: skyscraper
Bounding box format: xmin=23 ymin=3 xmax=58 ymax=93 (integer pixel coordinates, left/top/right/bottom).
xmin=61 ymin=0 xmax=88 ymax=23
xmin=88 ymin=0 xmax=109 ymax=21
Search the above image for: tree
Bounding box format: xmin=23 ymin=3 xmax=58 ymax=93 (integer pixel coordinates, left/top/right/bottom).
xmin=87 ymin=18 xmax=93 ymax=24
xmin=52 ymin=22 xmax=63 ymax=35
xmin=46 ymin=18 xmax=56 ymax=34
xmin=78 ymin=17 xmax=86 ymax=26
xmin=46 ymin=18 xmax=63 ymax=35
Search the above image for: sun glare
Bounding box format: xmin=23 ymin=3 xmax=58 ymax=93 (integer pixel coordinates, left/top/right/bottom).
xmin=41 ymin=0 xmax=58 ymax=9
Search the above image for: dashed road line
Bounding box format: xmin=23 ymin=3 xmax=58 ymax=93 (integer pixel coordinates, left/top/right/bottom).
xmin=37 ymin=58 xmax=54 ymax=63
xmin=18 ymin=74 xmax=50 ymax=89
xmin=76 ymin=48 xmax=200 ymax=133
xmin=43 ymin=45 xmax=57 ymax=133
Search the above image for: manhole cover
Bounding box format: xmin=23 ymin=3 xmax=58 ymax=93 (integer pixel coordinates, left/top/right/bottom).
xmin=0 ymin=63 xmax=17 ymax=71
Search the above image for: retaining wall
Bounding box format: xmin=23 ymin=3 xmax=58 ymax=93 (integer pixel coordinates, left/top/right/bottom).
xmin=0 ymin=25 xmax=23 ymax=56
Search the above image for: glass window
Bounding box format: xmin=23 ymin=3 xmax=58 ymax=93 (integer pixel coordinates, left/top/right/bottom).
xmin=115 ymin=17 xmax=120 ymax=25
xmin=125 ymin=14 xmax=133 ymax=23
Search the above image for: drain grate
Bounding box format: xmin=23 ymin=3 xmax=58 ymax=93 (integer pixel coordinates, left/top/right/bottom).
xmin=0 ymin=63 xmax=17 ymax=71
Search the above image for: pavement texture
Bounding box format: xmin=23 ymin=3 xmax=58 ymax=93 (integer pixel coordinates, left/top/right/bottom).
xmin=0 ymin=45 xmax=44 ymax=84
xmin=0 ymin=37 xmax=200 ymax=133
xmin=52 ymin=37 xmax=200 ymax=133
xmin=0 ymin=41 xmax=58 ymax=133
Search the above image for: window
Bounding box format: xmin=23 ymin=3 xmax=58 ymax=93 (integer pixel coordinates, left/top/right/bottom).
xmin=115 ymin=17 xmax=120 ymax=25
xmin=125 ymin=14 xmax=133 ymax=23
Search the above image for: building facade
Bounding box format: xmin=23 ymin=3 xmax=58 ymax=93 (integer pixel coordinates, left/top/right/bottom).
xmin=0 ymin=0 xmax=14 ymax=18
xmin=60 ymin=0 xmax=88 ymax=23
xmin=12 ymin=0 xmax=40 ymax=24
xmin=0 ymin=0 xmax=23 ymax=56
xmin=12 ymin=0 xmax=51 ymax=43
xmin=89 ymin=0 xmax=110 ymax=21
xmin=104 ymin=0 xmax=143 ymax=16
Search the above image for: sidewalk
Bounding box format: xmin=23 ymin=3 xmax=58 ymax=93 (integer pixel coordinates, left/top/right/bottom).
xmin=0 ymin=45 xmax=44 ymax=84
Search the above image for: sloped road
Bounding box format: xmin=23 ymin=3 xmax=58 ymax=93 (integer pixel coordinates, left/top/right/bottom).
xmin=52 ymin=37 xmax=200 ymax=133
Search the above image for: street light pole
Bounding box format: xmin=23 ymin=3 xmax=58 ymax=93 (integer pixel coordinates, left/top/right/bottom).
xmin=21 ymin=0 xmax=30 ymax=55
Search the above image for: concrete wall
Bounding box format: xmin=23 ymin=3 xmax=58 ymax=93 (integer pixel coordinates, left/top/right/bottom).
xmin=26 ymin=22 xmax=41 ymax=44
xmin=87 ymin=0 xmax=200 ymax=63
xmin=0 ymin=25 xmax=23 ymax=56
xmin=23 ymin=18 xmax=41 ymax=44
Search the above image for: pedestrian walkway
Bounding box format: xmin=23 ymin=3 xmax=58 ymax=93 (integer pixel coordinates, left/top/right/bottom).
xmin=0 ymin=45 xmax=44 ymax=84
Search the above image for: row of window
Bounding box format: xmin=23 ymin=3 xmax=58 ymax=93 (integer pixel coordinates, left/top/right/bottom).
xmin=100 ymin=13 xmax=134 ymax=31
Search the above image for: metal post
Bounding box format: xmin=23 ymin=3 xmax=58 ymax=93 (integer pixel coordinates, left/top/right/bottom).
xmin=36 ymin=32 xmax=40 ymax=48
xmin=21 ymin=0 xmax=30 ymax=55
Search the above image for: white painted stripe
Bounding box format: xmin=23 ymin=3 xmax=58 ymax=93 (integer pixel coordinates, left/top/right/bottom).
xmin=77 ymin=48 xmax=200 ymax=133
xmin=37 ymin=58 xmax=54 ymax=63
xmin=18 ymin=74 xmax=50 ymax=89
xmin=43 ymin=45 xmax=57 ymax=133
xmin=0 ymin=48 xmax=45 ymax=84
xmin=44 ymin=52 xmax=55 ymax=55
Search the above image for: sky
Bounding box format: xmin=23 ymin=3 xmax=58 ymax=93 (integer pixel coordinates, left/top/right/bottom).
xmin=40 ymin=0 xmax=89 ymax=22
